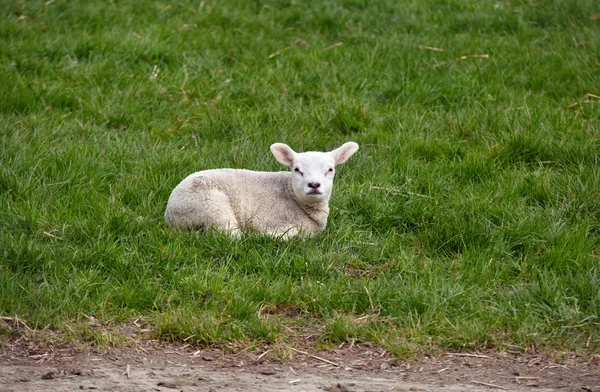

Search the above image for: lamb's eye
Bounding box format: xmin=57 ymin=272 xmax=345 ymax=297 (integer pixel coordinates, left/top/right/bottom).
xmin=294 ymin=167 xmax=303 ymax=175
xmin=327 ymin=168 xmax=334 ymax=173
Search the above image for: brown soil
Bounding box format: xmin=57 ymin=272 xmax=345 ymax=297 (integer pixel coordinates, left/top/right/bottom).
xmin=1 ymin=335 xmax=599 ymax=392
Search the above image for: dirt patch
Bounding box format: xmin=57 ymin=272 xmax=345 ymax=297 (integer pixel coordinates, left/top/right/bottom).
xmin=1 ymin=336 xmax=600 ymax=392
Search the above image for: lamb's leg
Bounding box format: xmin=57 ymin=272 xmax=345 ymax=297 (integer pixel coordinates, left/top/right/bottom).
xmin=165 ymin=188 xmax=241 ymax=236
xmin=202 ymin=189 xmax=241 ymax=235
xmin=265 ymin=226 xmax=300 ymax=240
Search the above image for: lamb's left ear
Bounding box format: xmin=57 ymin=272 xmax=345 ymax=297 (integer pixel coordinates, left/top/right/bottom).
xmin=329 ymin=142 xmax=359 ymax=165
xmin=271 ymin=143 xmax=297 ymax=167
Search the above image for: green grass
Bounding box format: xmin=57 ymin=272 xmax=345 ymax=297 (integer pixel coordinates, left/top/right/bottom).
xmin=1 ymin=0 xmax=599 ymax=355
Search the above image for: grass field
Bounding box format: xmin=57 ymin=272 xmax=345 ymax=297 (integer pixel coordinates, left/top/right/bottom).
xmin=1 ymin=0 xmax=599 ymax=355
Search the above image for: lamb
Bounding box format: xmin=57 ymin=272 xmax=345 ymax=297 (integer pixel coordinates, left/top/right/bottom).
xmin=164 ymin=142 xmax=359 ymax=238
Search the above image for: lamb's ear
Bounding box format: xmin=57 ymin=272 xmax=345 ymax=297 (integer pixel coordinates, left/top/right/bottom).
xmin=329 ymin=142 xmax=359 ymax=165
xmin=270 ymin=143 xmax=297 ymax=166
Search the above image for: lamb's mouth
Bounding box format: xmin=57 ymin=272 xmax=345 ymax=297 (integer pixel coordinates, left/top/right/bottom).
xmin=306 ymin=190 xmax=322 ymax=195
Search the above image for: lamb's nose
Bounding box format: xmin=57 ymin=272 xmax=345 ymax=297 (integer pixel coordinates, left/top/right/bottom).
xmin=308 ymin=182 xmax=321 ymax=189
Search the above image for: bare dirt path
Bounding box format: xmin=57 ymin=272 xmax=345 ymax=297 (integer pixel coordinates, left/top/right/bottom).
xmin=1 ymin=337 xmax=599 ymax=392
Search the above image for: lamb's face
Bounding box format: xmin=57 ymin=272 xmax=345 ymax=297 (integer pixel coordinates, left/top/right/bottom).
xmin=290 ymin=152 xmax=337 ymax=204
xmin=270 ymin=142 xmax=359 ymax=205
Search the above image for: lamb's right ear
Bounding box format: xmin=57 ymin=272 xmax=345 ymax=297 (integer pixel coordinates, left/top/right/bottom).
xmin=270 ymin=143 xmax=297 ymax=166
xmin=329 ymin=142 xmax=359 ymax=165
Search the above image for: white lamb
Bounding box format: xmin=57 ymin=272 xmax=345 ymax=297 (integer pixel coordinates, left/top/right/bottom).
xmin=164 ymin=142 xmax=359 ymax=238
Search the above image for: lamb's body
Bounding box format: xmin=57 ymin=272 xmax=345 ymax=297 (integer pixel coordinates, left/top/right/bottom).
xmin=164 ymin=169 xmax=327 ymax=236
xmin=164 ymin=142 xmax=358 ymax=238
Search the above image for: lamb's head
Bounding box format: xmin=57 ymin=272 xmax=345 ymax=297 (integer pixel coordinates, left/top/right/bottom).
xmin=270 ymin=142 xmax=359 ymax=204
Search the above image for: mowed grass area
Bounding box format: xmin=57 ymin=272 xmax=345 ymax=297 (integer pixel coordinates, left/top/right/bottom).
xmin=1 ymin=0 xmax=599 ymax=355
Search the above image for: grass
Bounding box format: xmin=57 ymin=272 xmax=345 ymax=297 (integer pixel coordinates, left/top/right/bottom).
xmin=1 ymin=0 xmax=599 ymax=355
